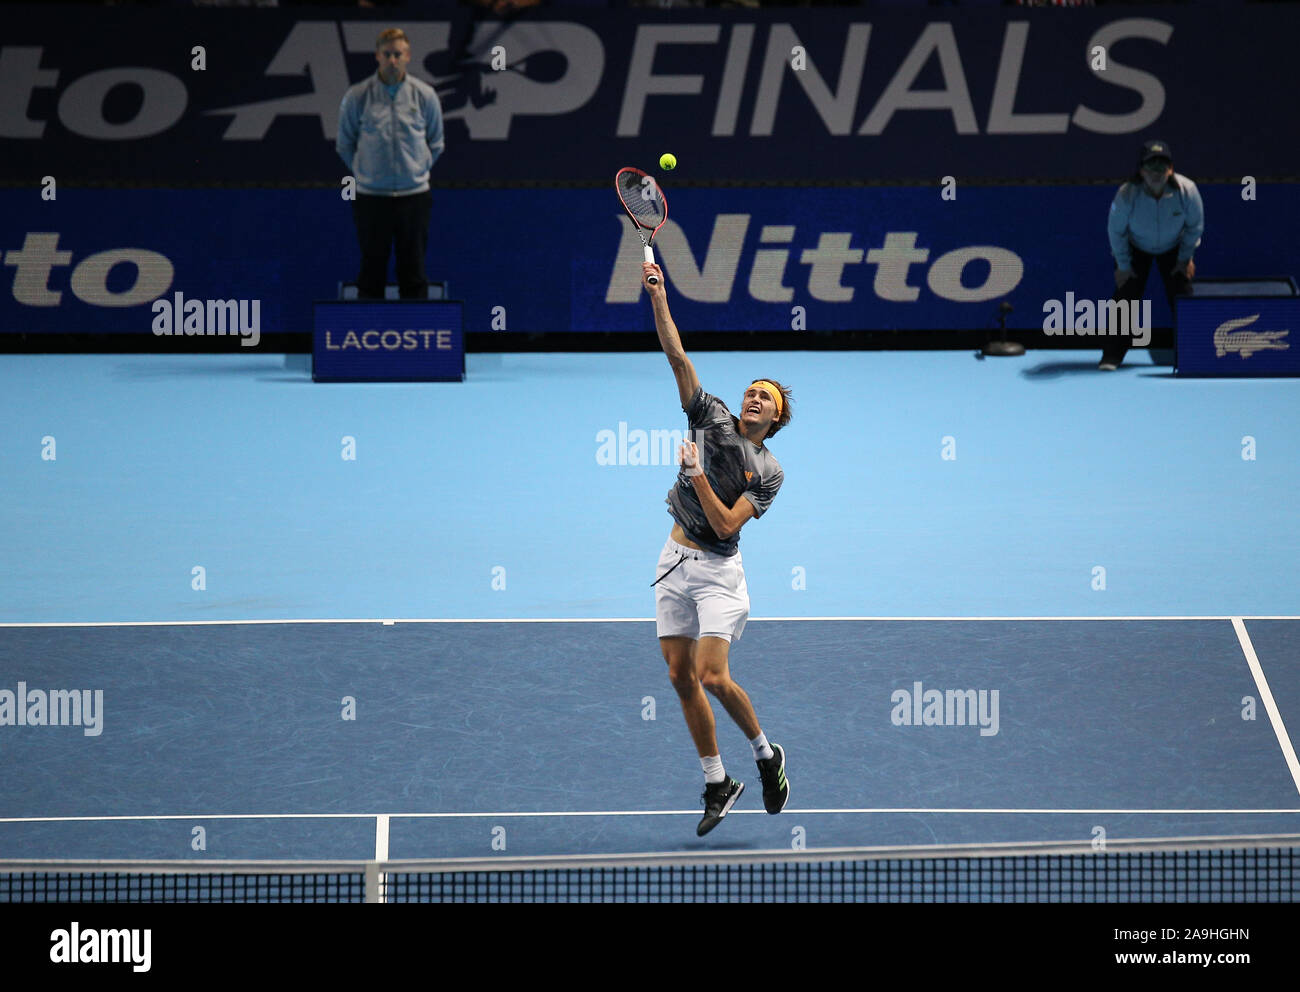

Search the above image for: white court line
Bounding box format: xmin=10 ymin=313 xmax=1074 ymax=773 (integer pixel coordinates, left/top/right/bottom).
xmin=9 ymin=833 xmax=1300 ymax=874
xmin=1234 ymin=617 xmax=1300 ymax=798
xmin=374 ymin=814 xmax=390 ymax=905
xmin=3 ymin=808 xmax=1299 ymax=825
xmin=9 ymin=834 xmax=1300 ymax=875
xmin=2 ymin=616 xmax=1298 ymax=628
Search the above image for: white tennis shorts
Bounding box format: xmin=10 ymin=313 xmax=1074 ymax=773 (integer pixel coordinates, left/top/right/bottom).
xmin=654 ymin=536 xmax=750 ymax=643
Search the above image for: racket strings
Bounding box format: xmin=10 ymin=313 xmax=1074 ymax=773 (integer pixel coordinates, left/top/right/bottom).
xmin=617 ymin=173 xmax=666 ymax=228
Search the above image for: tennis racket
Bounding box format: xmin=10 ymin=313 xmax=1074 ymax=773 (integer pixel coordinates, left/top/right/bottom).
xmin=615 ymin=166 xmax=668 ymax=285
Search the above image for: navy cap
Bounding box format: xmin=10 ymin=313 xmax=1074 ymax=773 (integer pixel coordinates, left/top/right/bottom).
xmin=1140 ymin=139 xmax=1173 ymax=164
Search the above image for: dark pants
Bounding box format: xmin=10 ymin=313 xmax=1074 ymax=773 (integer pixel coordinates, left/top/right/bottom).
xmin=1103 ymin=245 xmax=1191 ymax=363
xmin=351 ymin=191 xmax=432 ymax=300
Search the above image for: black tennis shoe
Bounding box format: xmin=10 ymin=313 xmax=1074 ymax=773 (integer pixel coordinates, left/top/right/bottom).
xmin=756 ymin=743 xmax=789 ymax=814
xmin=697 ymin=777 xmax=744 ymax=836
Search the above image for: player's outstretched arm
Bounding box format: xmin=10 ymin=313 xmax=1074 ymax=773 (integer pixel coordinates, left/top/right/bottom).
xmin=642 ymin=262 xmax=699 ymax=409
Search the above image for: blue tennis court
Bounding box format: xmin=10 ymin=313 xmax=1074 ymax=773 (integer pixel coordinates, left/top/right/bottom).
xmin=2 ymin=351 xmax=1297 ymax=870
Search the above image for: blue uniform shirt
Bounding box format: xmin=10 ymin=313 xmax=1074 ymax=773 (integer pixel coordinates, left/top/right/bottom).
xmin=337 ymin=72 xmax=445 ymax=196
xmin=1108 ymin=172 xmax=1204 ymax=269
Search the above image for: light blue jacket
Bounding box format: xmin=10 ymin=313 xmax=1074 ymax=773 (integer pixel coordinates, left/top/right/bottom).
xmin=1107 ymin=173 xmax=1204 ymax=269
xmin=337 ymin=73 xmax=444 ymax=196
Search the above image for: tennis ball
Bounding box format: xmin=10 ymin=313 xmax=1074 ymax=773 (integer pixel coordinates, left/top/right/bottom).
xmin=659 ymin=153 xmax=677 ymax=171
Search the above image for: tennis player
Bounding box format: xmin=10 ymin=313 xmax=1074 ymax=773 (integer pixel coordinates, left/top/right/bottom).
xmin=642 ymin=261 xmax=792 ymax=836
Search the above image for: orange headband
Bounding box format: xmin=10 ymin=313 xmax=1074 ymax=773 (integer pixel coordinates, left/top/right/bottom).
xmin=750 ymin=380 xmax=783 ymax=419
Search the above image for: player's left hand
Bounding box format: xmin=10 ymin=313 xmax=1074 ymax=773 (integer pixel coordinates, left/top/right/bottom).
xmin=1182 ymin=258 xmax=1195 ymax=280
xmin=679 ymin=440 xmax=703 ymax=477
xmin=642 ymin=262 xmax=665 ymax=295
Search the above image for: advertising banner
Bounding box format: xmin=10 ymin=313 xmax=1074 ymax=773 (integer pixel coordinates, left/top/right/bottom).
xmin=1 ymin=185 xmax=1293 ymax=337
xmin=1 ymin=6 xmax=1295 ymax=185
xmin=312 ymin=301 xmax=466 ymax=381
xmin=1176 ymin=293 xmax=1298 ymax=377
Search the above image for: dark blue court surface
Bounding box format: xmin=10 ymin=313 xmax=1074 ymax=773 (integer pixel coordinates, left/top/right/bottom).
xmin=2 ymin=618 xmax=1296 ymax=861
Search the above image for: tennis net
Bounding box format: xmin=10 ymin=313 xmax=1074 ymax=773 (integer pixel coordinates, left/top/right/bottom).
xmin=3 ymin=838 xmax=1295 ymax=903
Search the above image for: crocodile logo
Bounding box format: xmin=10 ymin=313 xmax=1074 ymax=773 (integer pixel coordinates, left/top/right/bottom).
xmin=1213 ymin=314 xmax=1290 ymax=358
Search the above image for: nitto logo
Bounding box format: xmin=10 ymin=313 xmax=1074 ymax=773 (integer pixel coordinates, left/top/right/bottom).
xmin=4 ymin=233 xmax=173 ymax=308
xmin=1213 ymin=314 xmax=1290 ymax=358
xmin=606 ymin=216 xmax=1023 ymax=304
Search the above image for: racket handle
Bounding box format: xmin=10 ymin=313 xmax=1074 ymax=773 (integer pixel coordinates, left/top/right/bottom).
xmin=644 ymin=244 xmax=658 ymax=285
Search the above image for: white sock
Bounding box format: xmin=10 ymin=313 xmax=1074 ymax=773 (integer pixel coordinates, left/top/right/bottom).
xmin=749 ymin=732 xmax=773 ymax=762
xmin=701 ymin=755 xmax=725 ymax=784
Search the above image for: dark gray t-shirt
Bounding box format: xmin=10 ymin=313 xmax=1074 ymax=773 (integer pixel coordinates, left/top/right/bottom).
xmin=665 ymin=387 xmax=784 ymax=556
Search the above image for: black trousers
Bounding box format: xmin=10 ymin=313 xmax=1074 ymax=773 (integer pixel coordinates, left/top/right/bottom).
xmin=1103 ymin=245 xmax=1191 ymax=363
xmin=351 ymin=191 xmax=432 ymax=300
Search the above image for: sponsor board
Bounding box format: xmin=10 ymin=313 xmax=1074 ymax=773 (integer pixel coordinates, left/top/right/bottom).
xmin=312 ymin=301 xmax=464 ymax=381
xmin=1 ymin=8 xmax=1296 ymax=183
xmin=2 ymin=186 xmax=1295 ymax=337
xmin=1176 ymin=295 xmax=1298 ymax=377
